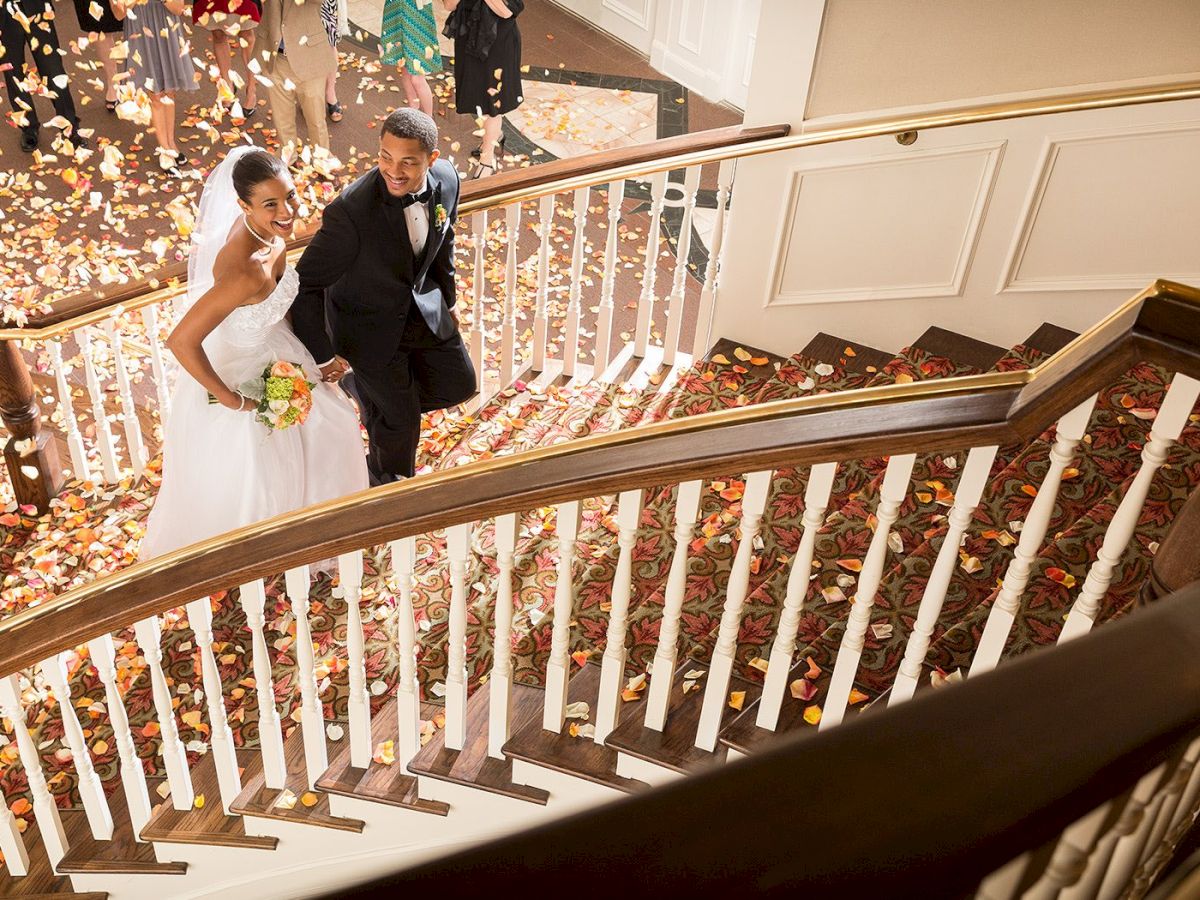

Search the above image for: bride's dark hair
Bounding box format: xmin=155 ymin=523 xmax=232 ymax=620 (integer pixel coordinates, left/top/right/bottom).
xmin=232 ymin=149 xmax=287 ymax=202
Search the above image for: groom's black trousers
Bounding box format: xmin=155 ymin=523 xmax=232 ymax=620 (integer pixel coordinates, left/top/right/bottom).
xmin=342 ymin=312 xmax=476 ymax=483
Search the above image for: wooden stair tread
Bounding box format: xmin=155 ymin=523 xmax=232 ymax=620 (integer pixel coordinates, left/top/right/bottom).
xmin=0 ymin=819 xmax=86 ymax=896
xmin=407 ymin=683 xmax=550 ymax=805
xmin=230 ymin=725 xmax=365 ymax=833
xmin=1024 ymin=322 xmax=1079 ymax=356
xmin=911 ymin=326 xmax=1007 ymax=371
xmin=706 ymin=337 xmax=788 ymax=369
xmin=605 ymin=661 xmax=762 ymax=774
xmin=140 ymin=752 xmax=278 ymax=850
xmin=719 ymin=656 xmax=815 ymax=755
xmin=315 ymin=701 xmax=450 ymax=816
xmin=57 ymin=781 xmax=186 ymax=876
xmin=502 ymin=663 xmax=649 ymax=794
xmin=16 ymin=894 xmax=108 ymax=899
xmin=799 ymin=333 xmax=892 ymax=375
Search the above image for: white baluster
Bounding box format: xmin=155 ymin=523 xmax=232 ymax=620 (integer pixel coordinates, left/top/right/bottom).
xmin=488 ymin=513 xmax=519 ymax=759
xmin=1099 ymin=765 xmax=1170 ymax=900
xmin=140 ymin=304 xmax=172 ymax=419
xmin=76 ymin=326 xmax=120 ymax=482
xmin=282 ymin=568 xmax=326 ymax=788
xmin=645 ymin=480 xmax=703 ymax=731
xmin=1170 ymin=740 xmax=1200 ymax=832
xmin=820 ymin=454 xmax=917 ymax=731
xmin=337 ymin=552 xmax=373 ymax=769
xmin=0 ymin=795 xmax=29 ymax=876
xmin=388 ymin=540 xmax=421 ymax=767
xmin=0 ymin=675 xmax=69 ymax=867
xmin=890 ymin=446 xmax=999 ymax=704
xmin=594 ymin=180 xmax=625 ymax=373
xmin=134 ymin=615 xmax=195 ymax=809
xmin=41 ymin=654 xmax=114 ymax=839
xmin=469 ymin=211 xmax=487 ymax=396
xmin=532 ymin=194 xmax=554 ymax=373
xmin=1060 ymin=374 xmax=1200 ymax=643
xmin=1022 ymin=803 xmax=1113 ymax=900
xmin=593 ymin=490 xmax=645 ymax=744
xmin=563 ymin=186 xmax=589 ymax=379
xmin=184 ymin=598 xmax=243 ymax=809
xmin=49 ymin=340 xmax=90 ymax=482
xmin=634 ymin=171 xmax=669 ymax=358
xmin=501 ymin=203 xmax=521 ymax=386
xmin=101 ymin=317 xmax=147 ymax=478
xmin=88 ymin=634 xmax=152 ymax=836
xmin=444 ymin=524 xmax=473 ymax=751
xmin=757 ymin=462 xmax=838 ymax=730
xmin=692 ymin=159 xmax=735 ymax=358
xmin=971 ymin=396 xmax=1097 ymax=674
xmin=662 ymin=166 xmax=700 ymax=367
xmin=975 ymin=855 xmax=1029 ymax=900
xmin=239 ymin=580 xmax=288 ymax=788
xmin=1144 ymin=741 xmax=1200 ymax=865
xmin=543 ymin=500 xmax=582 ymax=732
xmin=696 ymin=470 xmax=774 ymax=751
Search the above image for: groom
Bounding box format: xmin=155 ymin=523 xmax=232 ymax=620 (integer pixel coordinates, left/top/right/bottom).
xmin=292 ymin=108 xmax=476 ymax=484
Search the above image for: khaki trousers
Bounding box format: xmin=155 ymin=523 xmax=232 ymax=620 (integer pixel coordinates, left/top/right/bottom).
xmin=268 ymin=54 xmax=329 ymax=152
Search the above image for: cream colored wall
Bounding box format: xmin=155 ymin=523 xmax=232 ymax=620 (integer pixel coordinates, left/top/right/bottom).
xmin=807 ymin=0 xmax=1200 ymax=121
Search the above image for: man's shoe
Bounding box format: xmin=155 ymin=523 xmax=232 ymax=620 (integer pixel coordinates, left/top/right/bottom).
xmin=19 ymin=129 xmax=38 ymax=152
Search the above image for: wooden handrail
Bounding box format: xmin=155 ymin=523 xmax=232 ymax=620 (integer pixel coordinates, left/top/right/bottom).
xmin=3 ymin=123 xmax=790 ymax=340
xmin=0 ymin=279 xmax=1197 ymax=677
xmin=328 ymin=579 xmax=1200 ymax=898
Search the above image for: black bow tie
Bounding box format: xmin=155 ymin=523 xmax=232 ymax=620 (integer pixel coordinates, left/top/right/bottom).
xmin=397 ymin=187 xmax=433 ymax=209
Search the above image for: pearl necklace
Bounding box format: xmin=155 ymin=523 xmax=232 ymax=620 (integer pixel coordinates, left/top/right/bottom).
xmin=243 ymin=215 xmax=277 ymax=248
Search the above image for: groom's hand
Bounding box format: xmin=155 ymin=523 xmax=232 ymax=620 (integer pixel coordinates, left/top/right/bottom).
xmin=320 ymin=356 xmax=350 ymax=383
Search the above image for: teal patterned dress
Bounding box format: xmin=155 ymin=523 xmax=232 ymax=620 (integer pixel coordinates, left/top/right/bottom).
xmin=381 ymin=0 xmax=443 ymax=73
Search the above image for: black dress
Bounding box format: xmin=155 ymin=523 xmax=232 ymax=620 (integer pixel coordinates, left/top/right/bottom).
xmin=448 ymin=0 xmax=523 ymax=116
xmin=71 ymin=0 xmax=123 ymax=34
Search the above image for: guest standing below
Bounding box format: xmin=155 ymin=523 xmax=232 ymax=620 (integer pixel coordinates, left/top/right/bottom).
xmin=320 ymin=0 xmax=345 ymax=124
xmin=113 ymin=0 xmax=197 ymax=176
xmin=0 ymin=0 xmax=84 ymax=152
xmin=292 ymin=108 xmax=476 ymax=484
xmin=70 ymin=0 xmax=123 ymax=112
xmin=443 ymin=0 xmax=521 ymax=178
xmin=261 ymin=0 xmax=335 ymax=154
xmin=381 ymin=0 xmax=442 ymax=116
xmin=191 ymin=0 xmax=260 ymax=117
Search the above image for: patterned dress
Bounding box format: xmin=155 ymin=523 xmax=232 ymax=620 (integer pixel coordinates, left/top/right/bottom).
xmin=381 ymin=0 xmax=443 ymax=73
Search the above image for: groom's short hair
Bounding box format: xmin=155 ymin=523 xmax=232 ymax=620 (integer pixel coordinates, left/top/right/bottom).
xmin=382 ymin=108 xmax=438 ymax=155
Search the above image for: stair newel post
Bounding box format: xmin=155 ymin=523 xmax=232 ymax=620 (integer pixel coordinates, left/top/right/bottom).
xmin=0 ymin=674 xmax=69 ymax=867
xmin=87 ymin=634 xmax=153 ymax=834
xmin=488 ymin=513 xmax=519 ymax=759
xmin=184 ymin=598 xmax=243 ymax=809
xmin=501 ymin=203 xmax=521 ymax=387
xmin=692 ymin=158 xmax=735 ymax=358
xmin=140 ymin=304 xmax=173 ymax=420
xmin=469 ymin=210 xmax=488 ymax=397
xmin=0 ymin=793 xmax=29 ymax=876
xmin=634 ymin=171 xmax=668 ymax=358
xmin=532 ymin=194 xmax=554 ymax=373
xmin=444 ymin=523 xmax=474 ymax=751
xmin=820 ymin=453 xmax=917 ymax=731
xmin=662 ymin=165 xmax=700 ymax=367
xmin=593 ymin=489 xmax=645 ymax=744
xmin=0 ymin=335 xmax=64 ymax=512
xmin=971 ymin=396 xmax=1097 ymax=674
xmin=1020 ymin=804 xmax=1113 ymax=900
xmin=594 ymin=179 xmax=625 ymax=373
xmin=890 ymin=445 xmax=999 ymax=705
xmin=133 ymin=615 xmax=195 ymax=809
xmin=388 ymin=539 xmax=421 ymax=767
xmin=644 ymin=479 xmax=703 ymax=731
xmin=563 ymin=186 xmax=590 ymax=379
xmin=100 ymin=316 xmax=147 ymax=478
xmin=41 ymin=653 xmax=115 ymax=840
xmin=1060 ymin=374 xmax=1200 ymax=643
xmin=695 ymin=470 xmax=773 ymax=751
xmin=543 ymin=500 xmax=581 ymax=732
xmin=282 ymin=567 xmax=327 ymax=788
xmin=76 ymin=326 xmax=120 ymax=482
xmin=49 ymin=339 xmax=91 ymax=482
xmin=757 ymin=462 xmax=838 ymax=731
xmin=336 ymin=551 xmax=373 ymax=769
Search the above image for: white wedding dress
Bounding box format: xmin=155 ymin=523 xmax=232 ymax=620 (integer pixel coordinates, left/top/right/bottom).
xmin=139 ymin=148 xmax=369 ymax=560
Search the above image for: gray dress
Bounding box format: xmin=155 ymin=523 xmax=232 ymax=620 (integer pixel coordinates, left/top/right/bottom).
xmin=125 ymin=0 xmax=197 ymax=94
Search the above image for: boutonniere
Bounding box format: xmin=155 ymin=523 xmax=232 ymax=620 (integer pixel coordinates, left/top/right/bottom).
xmin=434 ymin=203 xmax=448 ymax=230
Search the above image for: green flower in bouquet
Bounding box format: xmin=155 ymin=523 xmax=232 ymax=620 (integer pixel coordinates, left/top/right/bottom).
xmin=264 ymin=376 xmax=296 ymax=402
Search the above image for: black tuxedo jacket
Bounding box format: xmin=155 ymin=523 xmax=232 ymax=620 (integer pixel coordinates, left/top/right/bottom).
xmin=291 ymin=157 xmax=461 ymax=366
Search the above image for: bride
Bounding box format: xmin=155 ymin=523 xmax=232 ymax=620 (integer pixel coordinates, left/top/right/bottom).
xmin=140 ymin=145 xmax=369 ymax=560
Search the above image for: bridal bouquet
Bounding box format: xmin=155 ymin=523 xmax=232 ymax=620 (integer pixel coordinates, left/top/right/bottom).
xmin=253 ymin=361 xmax=316 ymax=431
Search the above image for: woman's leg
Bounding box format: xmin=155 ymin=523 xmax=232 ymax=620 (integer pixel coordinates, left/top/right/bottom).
xmin=160 ymin=91 xmax=178 ymax=152
xmin=94 ymin=33 xmax=119 ymax=103
xmin=239 ymin=30 xmax=257 ymax=109
xmin=211 ymin=28 xmax=233 ymax=98
xmin=149 ymin=92 xmax=168 ymax=151
xmin=478 ymin=114 xmax=503 ymax=167
xmin=325 ymin=69 xmax=338 ymax=105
